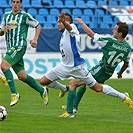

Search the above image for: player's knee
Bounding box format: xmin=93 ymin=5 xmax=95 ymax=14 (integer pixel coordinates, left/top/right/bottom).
xmin=91 ymin=83 xmax=103 ymax=92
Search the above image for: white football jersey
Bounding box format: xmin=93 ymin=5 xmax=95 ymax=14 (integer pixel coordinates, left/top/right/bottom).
xmin=59 ymin=23 xmax=85 ymax=67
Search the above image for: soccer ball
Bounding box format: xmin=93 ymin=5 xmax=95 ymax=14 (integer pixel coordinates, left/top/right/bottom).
xmin=0 ymin=106 xmax=7 ymax=121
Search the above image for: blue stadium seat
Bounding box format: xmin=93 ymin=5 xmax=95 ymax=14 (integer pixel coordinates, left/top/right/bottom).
xmin=61 ymin=8 xmax=71 ymax=14
xmin=0 ymin=0 xmax=9 ymax=8
xmin=108 ymin=1 xmax=118 ymax=6
xmin=35 ymin=15 xmax=46 ymax=26
xmin=0 ymin=9 xmax=3 ymax=16
xmin=53 ymin=0 xmax=64 ymax=8
xmin=38 ymin=8 xmax=49 ymax=17
xmin=46 ymin=15 xmax=57 ymax=24
xmin=65 ymin=0 xmax=75 ymax=8
xmin=31 ymin=0 xmax=43 ymax=8
xmin=50 ymin=9 xmax=60 ymax=16
xmin=27 ymin=8 xmax=38 ymax=17
xmin=77 ymin=24 xmax=82 ymax=29
xmin=114 ymin=16 xmax=119 ymax=23
xmin=130 ymin=1 xmax=133 ymax=6
xmin=75 ymin=0 xmax=87 ymax=9
xmin=22 ymin=0 xmax=31 ymax=8
xmin=119 ymin=1 xmax=129 ymax=6
xmin=89 ymin=23 xmax=97 ymax=29
xmin=100 ymin=23 xmax=110 ymax=28
xmin=97 ymin=1 xmax=107 ymax=7
xmin=83 ymin=9 xmax=94 ymax=16
xmin=4 ymin=8 xmax=12 ymax=13
xmin=43 ymin=23 xmax=54 ymax=29
xmin=102 ymin=15 xmax=113 ymax=24
xmin=72 ymin=9 xmax=83 ymax=17
xmin=95 ymin=9 xmax=105 ymax=17
xmin=81 ymin=16 xmax=91 ymax=24
xmin=86 ymin=1 xmax=97 ymax=8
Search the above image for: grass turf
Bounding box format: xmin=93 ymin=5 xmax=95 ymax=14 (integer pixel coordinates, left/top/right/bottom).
xmin=0 ymin=79 xmax=133 ymax=133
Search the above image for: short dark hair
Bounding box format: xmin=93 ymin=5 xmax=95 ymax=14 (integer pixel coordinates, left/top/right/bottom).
xmin=117 ymin=22 xmax=129 ymax=38
xmin=11 ymin=0 xmax=22 ymax=3
xmin=65 ymin=13 xmax=73 ymax=23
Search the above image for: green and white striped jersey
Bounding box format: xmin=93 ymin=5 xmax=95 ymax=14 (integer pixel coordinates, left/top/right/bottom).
xmin=1 ymin=10 xmax=39 ymax=49
xmin=93 ymin=33 xmax=131 ymax=73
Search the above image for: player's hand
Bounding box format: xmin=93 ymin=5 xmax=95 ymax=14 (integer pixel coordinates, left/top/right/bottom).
xmin=59 ymin=12 xmax=66 ymax=23
xmin=30 ymin=39 xmax=37 ymax=48
xmin=117 ymin=72 xmax=122 ymax=79
xmin=75 ymin=18 xmax=83 ymax=24
xmin=3 ymin=26 xmax=10 ymax=33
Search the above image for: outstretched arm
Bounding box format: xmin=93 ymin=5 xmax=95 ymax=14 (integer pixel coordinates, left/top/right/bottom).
xmin=117 ymin=61 xmax=129 ymax=78
xmin=75 ymin=18 xmax=94 ymax=38
xmin=30 ymin=24 xmax=41 ymax=48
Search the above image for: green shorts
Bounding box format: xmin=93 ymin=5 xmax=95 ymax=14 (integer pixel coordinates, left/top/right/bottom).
xmin=4 ymin=46 xmax=26 ymax=74
xmin=89 ymin=65 xmax=113 ymax=84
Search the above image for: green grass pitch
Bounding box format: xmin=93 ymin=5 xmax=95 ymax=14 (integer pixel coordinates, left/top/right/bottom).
xmin=0 ymin=79 xmax=133 ymax=133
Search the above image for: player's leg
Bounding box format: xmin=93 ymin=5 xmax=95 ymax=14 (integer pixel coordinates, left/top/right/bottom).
xmin=0 ymin=71 xmax=8 ymax=87
xmin=59 ymin=63 xmax=93 ymax=118
xmin=90 ymin=82 xmax=133 ymax=109
xmin=1 ymin=58 xmax=18 ymax=106
xmin=69 ymin=79 xmax=86 ymax=113
xmin=40 ymin=63 xmax=69 ymax=92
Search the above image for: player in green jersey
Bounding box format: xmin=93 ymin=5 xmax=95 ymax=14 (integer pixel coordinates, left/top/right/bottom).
xmin=59 ymin=18 xmax=132 ymax=117
xmin=0 ymin=0 xmax=49 ymax=106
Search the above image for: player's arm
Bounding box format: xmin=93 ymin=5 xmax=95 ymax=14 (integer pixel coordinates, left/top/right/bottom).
xmin=30 ymin=24 xmax=41 ymax=48
xmin=117 ymin=61 xmax=129 ymax=78
xmin=75 ymin=18 xmax=94 ymax=38
xmin=59 ymin=12 xmax=72 ymax=31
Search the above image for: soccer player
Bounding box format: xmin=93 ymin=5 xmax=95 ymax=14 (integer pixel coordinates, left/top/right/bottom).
xmin=40 ymin=12 xmax=133 ymax=118
xmin=61 ymin=19 xmax=133 ymax=114
xmin=0 ymin=0 xmax=49 ymax=106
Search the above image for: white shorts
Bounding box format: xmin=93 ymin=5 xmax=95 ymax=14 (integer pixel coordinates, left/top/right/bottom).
xmin=45 ymin=62 xmax=96 ymax=87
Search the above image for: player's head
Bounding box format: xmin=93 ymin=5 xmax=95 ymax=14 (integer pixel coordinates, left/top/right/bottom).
xmin=11 ymin=0 xmax=22 ymax=13
xmin=116 ymin=22 xmax=129 ymax=38
xmin=113 ymin=22 xmax=129 ymax=39
xmin=11 ymin=0 xmax=22 ymax=3
xmin=64 ymin=13 xmax=73 ymax=24
xmin=58 ymin=12 xmax=73 ymax=32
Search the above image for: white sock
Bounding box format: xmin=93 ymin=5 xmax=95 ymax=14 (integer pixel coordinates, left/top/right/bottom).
xmin=102 ymin=84 xmax=126 ymax=100
xmin=48 ymin=81 xmax=67 ymax=91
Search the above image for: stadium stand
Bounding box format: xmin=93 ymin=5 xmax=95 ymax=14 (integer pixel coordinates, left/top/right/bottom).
xmin=27 ymin=8 xmax=38 ymax=17
xmin=0 ymin=0 xmax=132 ymax=29
xmin=64 ymin=0 xmax=75 ymax=8
xmin=50 ymin=8 xmax=60 ymax=16
xmin=53 ymin=0 xmax=64 ymax=8
xmin=31 ymin=0 xmax=43 ymax=8
xmin=38 ymin=8 xmax=49 ymax=17
xmin=75 ymin=0 xmax=87 ymax=9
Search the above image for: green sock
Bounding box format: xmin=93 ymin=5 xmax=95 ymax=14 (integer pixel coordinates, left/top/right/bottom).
xmin=23 ymin=75 xmax=44 ymax=95
xmin=73 ymin=86 xmax=86 ymax=108
xmin=4 ymin=69 xmax=17 ymax=94
xmin=66 ymin=90 xmax=76 ymax=114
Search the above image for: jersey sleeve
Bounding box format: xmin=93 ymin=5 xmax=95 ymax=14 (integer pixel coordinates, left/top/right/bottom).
xmin=0 ymin=14 xmax=6 ymax=29
xmin=93 ymin=33 xmax=109 ymax=48
xmin=26 ymin=13 xmax=39 ymax=28
xmin=69 ymin=24 xmax=79 ymax=36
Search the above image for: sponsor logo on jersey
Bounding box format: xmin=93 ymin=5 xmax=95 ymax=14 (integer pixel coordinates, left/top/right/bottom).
xmin=7 ymin=20 xmax=18 ymax=29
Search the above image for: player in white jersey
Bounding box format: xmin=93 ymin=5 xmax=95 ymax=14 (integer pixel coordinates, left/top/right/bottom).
xmin=40 ymin=12 xmax=133 ymax=118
